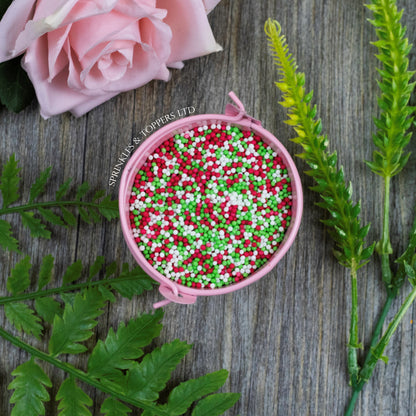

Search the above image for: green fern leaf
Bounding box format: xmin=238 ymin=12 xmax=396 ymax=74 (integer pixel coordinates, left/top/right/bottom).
xmin=61 ymin=206 xmax=77 ymax=226
xmin=38 ymin=207 xmax=67 ymax=227
xmin=21 ymin=211 xmax=51 ymax=239
xmin=35 ymin=297 xmax=63 ymax=324
xmin=76 ymin=182 xmax=90 ymax=201
xmin=98 ymin=196 xmax=119 ymax=220
xmin=8 ymin=359 xmax=52 ymax=416
xmin=0 ymin=154 xmax=20 ymax=208
xmin=5 ymin=302 xmax=43 ymax=339
xmin=87 ymin=310 xmax=163 ymax=379
xmin=89 ymin=256 xmax=105 ymax=280
xmin=49 ymin=288 xmax=106 ymax=356
xmin=0 ymin=218 xmax=20 ymax=252
xmin=100 ymin=397 xmax=131 ymax=416
xmin=111 ymin=264 xmax=156 ymax=299
xmin=191 ymin=393 xmax=240 ymax=416
xmin=7 ymin=255 xmax=31 ymax=295
xmin=29 ymin=167 xmax=52 ymax=203
xmin=62 ymin=260 xmax=83 ymax=285
xmin=55 ymin=178 xmax=72 ymax=201
xmin=162 ymin=370 xmax=229 ymax=415
xmin=56 ymin=377 xmax=92 ymax=416
xmin=125 ymin=339 xmax=191 ymax=402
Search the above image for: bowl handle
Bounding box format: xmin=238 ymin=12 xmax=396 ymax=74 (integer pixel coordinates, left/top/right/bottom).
xmin=225 ymin=91 xmax=262 ymax=127
xmin=153 ymin=285 xmax=197 ymax=308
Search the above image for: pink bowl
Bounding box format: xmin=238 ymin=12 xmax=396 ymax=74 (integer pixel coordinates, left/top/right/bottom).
xmin=119 ymin=92 xmax=303 ymax=307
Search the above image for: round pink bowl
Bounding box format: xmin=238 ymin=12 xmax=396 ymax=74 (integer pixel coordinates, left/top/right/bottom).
xmin=119 ymin=92 xmax=303 ymax=308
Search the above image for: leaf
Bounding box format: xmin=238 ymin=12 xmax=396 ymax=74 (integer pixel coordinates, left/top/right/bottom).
xmin=35 ymin=297 xmax=63 ymax=324
xmin=100 ymin=397 xmax=131 ymax=416
xmin=0 ymin=154 xmax=21 ymax=208
xmin=7 ymin=255 xmax=31 ymax=295
xmin=0 ymin=58 xmax=35 ymax=112
xmin=8 ymin=359 xmax=52 ymax=416
xmin=56 ymin=178 xmax=72 ymax=201
xmin=5 ymin=302 xmax=43 ymax=339
xmin=163 ymin=370 xmax=229 ymax=415
xmin=105 ymin=262 xmax=118 ymax=278
xmin=191 ymin=393 xmax=241 ymax=416
xmin=29 ymin=167 xmax=52 ymax=203
xmin=61 ymin=206 xmax=77 ymax=226
xmin=62 ymin=260 xmax=83 ymax=285
xmin=126 ymin=339 xmax=191 ymax=402
xmin=98 ymin=196 xmax=119 ymax=220
xmin=76 ymin=182 xmax=90 ymax=201
xmin=111 ymin=264 xmax=156 ymax=299
xmin=38 ymin=254 xmax=54 ymax=290
xmin=21 ymin=211 xmax=51 ymax=239
xmin=38 ymin=207 xmax=67 ymax=227
xmin=93 ymin=190 xmax=106 ymax=201
xmin=87 ymin=310 xmax=164 ymax=379
xmin=49 ymin=288 xmax=106 ymax=356
xmin=89 ymin=256 xmax=105 ymax=280
xmin=56 ymin=378 xmax=92 ymax=416
xmin=0 ymin=218 xmax=20 ymax=252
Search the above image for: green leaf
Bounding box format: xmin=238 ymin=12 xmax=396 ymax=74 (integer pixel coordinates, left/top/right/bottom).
xmin=164 ymin=370 xmax=229 ymax=415
xmin=56 ymin=178 xmax=72 ymax=201
xmin=7 ymin=255 xmax=31 ymax=295
xmin=87 ymin=310 xmax=163 ymax=379
xmin=8 ymin=359 xmax=52 ymax=416
xmin=61 ymin=206 xmax=77 ymax=226
xmin=191 ymin=393 xmax=241 ymax=416
xmin=5 ymin=302 xmax=43 ymax=339
xmin=21 ymin=211 xmax=51 ymax=239
xmin=105 ymin=262 xmax=118 ymax=278
xmin=0 ymin=58 xmax=35 ymax=112
xmin=79 ymin=207 xmax=92 ymax=224
xmin=0 ymin=218 xmax=20 ymax=252
xmin=93 ymin=190 xmax=106 ymax=201
xmin=49 ymin=288 xmax=106 ymax=356
xmin=89 ymin=256 xmax=105 ymax=280
xmin=38 ymin=207 xmax=67 ymax=227
xmin=62 ymin=260 xmax=83 ymax=285
xmin=111 ymin=264 xmax=156 ymax=299
xmin=38 ymin=254 xmax=54 ymax=290
xmin=76 ymin=182 xmax=90 ymax=201
xmin=29 ymin=167 xmax=52 ymax=203
xmin=126 ymin=339 xmax=192 ymax=402
xmin=100 ymin=397 xmax=131 ymax=416
xmin=98 ymin=196 xmax=119 ymax=220
xmin=35 ymin=297 xmax=63 ymax=324
xmin=56 ymin=378 xmax=92 ymax=416
xmin=0 ymin=154 xmax=21 ymax=208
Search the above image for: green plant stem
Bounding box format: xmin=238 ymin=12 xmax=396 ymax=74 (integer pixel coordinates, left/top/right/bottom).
xmin=380 ymin=176 xmax=393 ymax=286
xmin=348 ymin=266 xmax=360 ymax=387
xmin=0 ymin=326 xmax=170 ymax=416
xmin=0 ymin=200 xmax=104 ymax=216
xmin=0 ymin=275 xmax=146 ymax=305
xmin=345 ymin=389 xmax=360 ymax=416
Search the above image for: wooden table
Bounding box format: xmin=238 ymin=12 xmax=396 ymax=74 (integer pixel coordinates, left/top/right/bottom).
xmin=1 ymin=0 xmax=416 ymax=414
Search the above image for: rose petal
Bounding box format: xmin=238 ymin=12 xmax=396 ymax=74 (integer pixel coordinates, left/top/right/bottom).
xmin=202 ymin=0 xmax=222 ymax=13
xmin=0 ymin=0 xmax=36 ymax=61
xmin=47 ymin=24 xmax=71 ymax=80
xmin=158 ymin=0 xmax=222 ymax=64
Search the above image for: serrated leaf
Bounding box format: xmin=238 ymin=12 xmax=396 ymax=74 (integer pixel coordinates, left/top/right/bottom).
xmin=21 ymin=211 xmax=51 ymax=239
xmin=111 ymin=264 xmax=156 ymax=299
xmin=5 ymin=302 xmax=43 ymax=339
xmin=7 ymin=255 xmax=31 ymax=295
xmin=57 ymin=378 xmax=92 ymax=416
xmin=92 ymin=189 xmax=106 ymax=201
xmin=0 ymin=218 xmax=20 ymax=252
xmin=29 ymin=167 xmax=52 ymax=203
xmin=38 ymin=254 xmax=54 ymax=290
xmin=98 ymin=196 xmax=119 ymax=220
xmin=89 ymin=256 xmax=105 ymax=280
xmin=62 ymin=260 xmax=83 ymax=285
xmin=191 ymin=393 xmax=240 ymax=416
xmin=98 ymin=285 xmax=116 ymax=303
xmin=100 ymin=397 xmax=131 ymax=416
xmin=49 ymin=288 xmax=106 ymax=356
xmin=88 ymin=310 xmax=163 ymax=379
xmin=38 ymin=207 xmax=67 ymax=227
xmin=76 ymin=182 xmax=90 ymax=201
xmin=0 ymin=57 xmax=35 ymax=112
xmin=164 ymin=370 xmax=229 ymax=415
xmin=56 ymin=178 xmax=72 ymax=201
xmin=0 ymin=154 xmax=20 ymax=208
xmin=79 ymin=206 xmax=92 ymax=224
xmin=126 ymin=339 xmax=191 ymax=402
xmin=8 ymin=359 xmax=52 ymax=416
xmin=61 ymin=206 xmax=77 ymax=226
xmin=105 ymin=262 xmax=118 ymax=278
xmin=35 ymin=297 xmax=63 ymax=324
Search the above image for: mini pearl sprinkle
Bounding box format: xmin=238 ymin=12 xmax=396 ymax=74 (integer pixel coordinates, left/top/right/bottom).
xmin=129 ymin=125 xmax=293 ymax=289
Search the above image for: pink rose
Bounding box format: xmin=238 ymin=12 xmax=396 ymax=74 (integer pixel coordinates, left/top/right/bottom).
xmin=0 ymin=0 xmax=222 ymax=118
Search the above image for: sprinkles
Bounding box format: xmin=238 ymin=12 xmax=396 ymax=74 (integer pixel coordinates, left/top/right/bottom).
xmin=129 ymin=124 xmax=293 ymax=289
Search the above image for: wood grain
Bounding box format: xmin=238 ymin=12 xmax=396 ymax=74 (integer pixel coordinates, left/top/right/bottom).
xmin=1 ymin=0 xmax=416 ymax=414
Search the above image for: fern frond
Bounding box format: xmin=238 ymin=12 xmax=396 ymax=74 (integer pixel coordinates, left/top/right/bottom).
xmin=265 ymin=18 xmax=374 ymax=269
xmin=366 ymin=0 xmax=415 ymax=178
xmin=56 ymin=377 xmax=92 ymax=416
